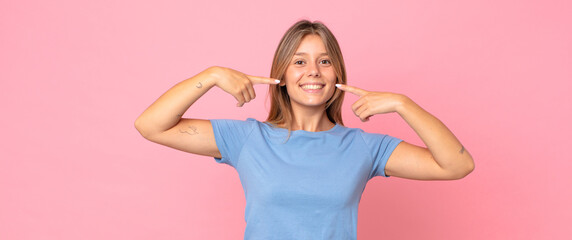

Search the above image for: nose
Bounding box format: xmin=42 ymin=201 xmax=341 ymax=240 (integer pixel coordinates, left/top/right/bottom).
xmin=307 ymin=62 xmax=321 ymax=77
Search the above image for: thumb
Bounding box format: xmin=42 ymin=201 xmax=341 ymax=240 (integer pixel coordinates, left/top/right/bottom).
xmin=247 ymin=75 xmax=281 ymax=85
xmin=336 ymin=84 xmax=368 ymax=96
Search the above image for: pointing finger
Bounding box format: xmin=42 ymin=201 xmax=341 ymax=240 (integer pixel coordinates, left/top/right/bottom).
xmin=247 ymin=75 xmax=281 ymax=85
xmin=335 ymin=84 xmax=369 ymax=97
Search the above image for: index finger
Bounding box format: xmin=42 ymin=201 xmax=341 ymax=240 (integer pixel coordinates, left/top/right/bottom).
xmin=335 ymin=84 xmax=368 ymax=96
xmin=247 ymin=75 xmax=281 ymax=85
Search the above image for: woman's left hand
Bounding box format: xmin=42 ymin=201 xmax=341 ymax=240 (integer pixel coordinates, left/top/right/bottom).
xmin=336 ymin=84 xmax=408 ymax=122
xmin=337 ymin=84 xmax=474 ymax=180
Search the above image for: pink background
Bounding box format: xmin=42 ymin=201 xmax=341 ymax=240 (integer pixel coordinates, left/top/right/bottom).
xmin=1 ymin=0 xmax=571 ymax=239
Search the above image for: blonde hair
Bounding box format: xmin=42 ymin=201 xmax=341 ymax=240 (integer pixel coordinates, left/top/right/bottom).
xmin=266 ymin=20 xmax=347 ymax=129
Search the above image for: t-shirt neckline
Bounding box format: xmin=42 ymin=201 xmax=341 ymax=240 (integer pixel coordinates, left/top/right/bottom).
xmin=256 ymin=119 xmax=341 ymax=135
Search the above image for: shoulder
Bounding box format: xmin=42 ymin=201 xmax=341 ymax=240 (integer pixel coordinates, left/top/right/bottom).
xmin=332 ymin=124 xmax=363 ymax=134
xmin=338 ymin=125 xmax=401 ymax=145
xmin=209 ymin=118 xmax=263 ymax=136
xmin=335 ymin=125 xmax=375 ymax=137
xmin=210 ymin=118 xmax=260 ymax=127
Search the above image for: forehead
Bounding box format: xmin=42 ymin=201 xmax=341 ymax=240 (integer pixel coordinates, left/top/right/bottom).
xmin=295 ymin=34 xmax=327 ymax=54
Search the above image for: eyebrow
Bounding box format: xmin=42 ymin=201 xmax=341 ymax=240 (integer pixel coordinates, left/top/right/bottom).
xmin=294 ymin=52 xmax=329 ymax=56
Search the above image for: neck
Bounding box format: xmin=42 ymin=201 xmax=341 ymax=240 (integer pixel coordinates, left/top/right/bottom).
xmin=288 ymin=104 xmax=335 ymax=132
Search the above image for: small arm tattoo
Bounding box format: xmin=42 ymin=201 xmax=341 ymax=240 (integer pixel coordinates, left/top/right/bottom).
xmin=179 ymin=126 xmax=199 ymax=135
xmin=196 ymin=82 xmax=203 ymax=88
xmin=459 ymin=145 xmax=465 ymax=154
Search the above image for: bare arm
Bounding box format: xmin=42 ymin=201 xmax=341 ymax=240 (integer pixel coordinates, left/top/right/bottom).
xmin=134 ymin=66 xmax=279 ymax=158
xmin=336 ymin=84 xmax=474 ymax=180
xmin=386 ymin=97 xmax=474 ymax=180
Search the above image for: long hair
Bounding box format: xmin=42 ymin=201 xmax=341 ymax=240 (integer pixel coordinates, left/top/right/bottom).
xmin=266 ymin=20 xmax=347 ymax=129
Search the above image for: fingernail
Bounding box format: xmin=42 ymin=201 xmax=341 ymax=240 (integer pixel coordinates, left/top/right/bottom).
xmin=275 ymin=79 xmax=281 ymax=83
xmin=335 ymin=84 xmax=341 ymax=88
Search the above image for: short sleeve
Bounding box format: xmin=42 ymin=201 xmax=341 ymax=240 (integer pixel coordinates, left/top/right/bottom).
xmin=359 ymin=131 xmax=402 ymax=178
xmin=210 ymin=119 xmax=257 ymax=168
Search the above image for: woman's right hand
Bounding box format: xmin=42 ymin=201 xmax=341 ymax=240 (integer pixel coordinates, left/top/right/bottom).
xmin=209 ymin=67 xmax=280 ymax=107
xmin=135 ymin=66 xmax=280 ymax=158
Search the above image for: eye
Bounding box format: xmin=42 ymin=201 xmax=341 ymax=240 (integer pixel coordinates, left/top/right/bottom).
xmin=294 ymin=60 xmax=305 ymax=65
xmin=320 ymin=59 xmax=331 ymax=65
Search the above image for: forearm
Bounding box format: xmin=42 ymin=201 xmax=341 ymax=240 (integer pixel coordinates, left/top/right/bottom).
xmin=396 ymin=96 xmax=474 ymax=176
xmin=135 ymin=67 xmax=218 ymax=137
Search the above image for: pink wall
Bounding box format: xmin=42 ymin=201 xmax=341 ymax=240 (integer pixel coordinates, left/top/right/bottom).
xmin=1 ymin=0 xmax=571 ymax=239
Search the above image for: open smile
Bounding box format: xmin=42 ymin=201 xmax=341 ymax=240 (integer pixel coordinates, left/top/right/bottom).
xmin=299 ymin=83 xmax=325 ymax=91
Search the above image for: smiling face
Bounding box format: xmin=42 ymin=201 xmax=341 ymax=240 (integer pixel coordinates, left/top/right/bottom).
xmin=267 ymin=20 xmax=347 ymax=128
xmin=282 ymin=34 xmax=337 ymax=110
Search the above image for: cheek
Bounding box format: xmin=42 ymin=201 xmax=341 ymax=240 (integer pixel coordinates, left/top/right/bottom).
xmin=284 ymin=68 xmax=304 ymax=85
xmin=324 ymin=69 xmax=337 ymax=83
xmin=327 ymin=84 xmax=336 ymax=98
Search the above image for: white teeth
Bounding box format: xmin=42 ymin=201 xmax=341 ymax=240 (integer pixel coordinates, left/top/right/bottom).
xmin=301 ymin=84 xmax=324 ymax=90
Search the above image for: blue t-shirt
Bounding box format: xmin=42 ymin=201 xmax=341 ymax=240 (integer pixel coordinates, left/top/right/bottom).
xmin=210 ymin=118 xmax=402 ymax=240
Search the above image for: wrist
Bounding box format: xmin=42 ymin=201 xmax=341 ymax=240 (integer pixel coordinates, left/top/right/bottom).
xmin=395 ymin=94 xmax=415 ymax=115
xmin=196 ymin=66 xmax=221 ymax=88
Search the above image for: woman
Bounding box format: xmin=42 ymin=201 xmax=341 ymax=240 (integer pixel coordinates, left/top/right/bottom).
xmin=135 ymin=20 xmax=474 ymax=239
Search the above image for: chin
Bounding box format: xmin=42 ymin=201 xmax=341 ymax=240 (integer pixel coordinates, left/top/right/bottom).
xmin=292 ymin=99 xmax=329 ymax=108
